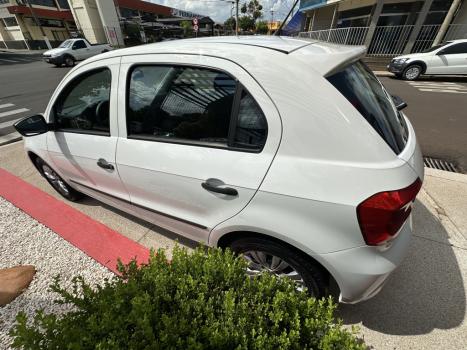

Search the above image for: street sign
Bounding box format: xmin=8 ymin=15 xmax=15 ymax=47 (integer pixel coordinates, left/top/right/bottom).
xmin=192 ymin=18 xmax=198 ymax=25
xmin=193 ymin=24 xmax=199 ymax=32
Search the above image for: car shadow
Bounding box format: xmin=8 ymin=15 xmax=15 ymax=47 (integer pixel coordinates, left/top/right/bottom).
xmin=338 ymin=199 xmax=466 ymax=335
xmin=389 ymin=75 xmax=467 ymax=83
xmin=78 ymin=195 xmax=199 ymax=250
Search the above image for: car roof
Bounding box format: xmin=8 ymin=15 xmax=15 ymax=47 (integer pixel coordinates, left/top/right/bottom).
xmin=86 ymin=36 xmax=367 ymax=76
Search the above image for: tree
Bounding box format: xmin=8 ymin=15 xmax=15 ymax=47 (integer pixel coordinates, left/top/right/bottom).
xmin=238 ymin=15 xmax=256 ymax=32
xmin=180 ymin=21 xmax=192 ymax=37
xmin=224 ymin=16 xmax=236 ymax=31
xmin=241 ymin=0 xmax=263 ymax=21
xmin=256 ymin=20 xmax=268 ymax=34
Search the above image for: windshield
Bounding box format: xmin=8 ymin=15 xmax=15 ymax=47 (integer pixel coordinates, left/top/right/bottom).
xmin=327 ymin=61 xmax=408 ymax=154
xmin=58 ymin=40 xmax=72 ymax=48
xmin=423 ymin=42 xmax=451 ymax=52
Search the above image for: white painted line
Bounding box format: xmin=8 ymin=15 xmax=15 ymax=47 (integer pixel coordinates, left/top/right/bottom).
xmin=0 ymin=108 xmax=29 ymax=119
xmin=0 ymin=131 xmax=21 ymax=146
xmin=408 ymin=81 xmax=458 ymax=85
xmin=0 ymin=103 xmax=15 ymax=109
xmin=0 ymin=117 xmax=21 ymax=129
xmin=419 ymin=88 xmax=467 ymax=94
xmin=412 ymin=85 xmax=467 ymax=90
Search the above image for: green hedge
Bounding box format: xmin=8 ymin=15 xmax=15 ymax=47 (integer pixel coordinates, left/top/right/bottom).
xmin=10 ymin=247 xmax=365 ymax=349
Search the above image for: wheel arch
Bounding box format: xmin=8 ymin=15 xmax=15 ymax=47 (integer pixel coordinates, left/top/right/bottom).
xmin=216 ymin=230 xmax=340 ymax=297
xmin=407 ymin=60 xmax=427 ymax=74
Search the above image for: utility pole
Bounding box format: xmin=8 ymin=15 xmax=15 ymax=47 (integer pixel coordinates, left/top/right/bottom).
xmin=25 ymin=0 xmax=52 ymax=49
xmin=235 ymin=0 xmax=239 ymax=36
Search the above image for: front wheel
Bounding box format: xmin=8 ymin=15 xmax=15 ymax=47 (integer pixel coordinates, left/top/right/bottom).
xmin=64 ymin=55 xmax=75 ymax=67
xmin=35 ymin=157 xmax=83 ymax=201
xmin=403 ymin=64 xmax=422 ymax=80
xmin=229 ymin=237 xmax=329 ymax=298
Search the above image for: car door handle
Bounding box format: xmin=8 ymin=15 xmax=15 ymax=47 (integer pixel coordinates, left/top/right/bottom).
xmin=97 ymin=158 xmax=114 ymax=170
xmin=202 ymin=181 xmax=238 ymax=196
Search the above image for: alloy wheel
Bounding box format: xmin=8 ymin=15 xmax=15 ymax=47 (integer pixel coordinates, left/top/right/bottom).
xmin=405 ymin=66 xmax=420 ymax=80
xmin=241 ymin=250 xmax=308 ymax=293
xmin=42 ymin=164 xmax=70 ymax=196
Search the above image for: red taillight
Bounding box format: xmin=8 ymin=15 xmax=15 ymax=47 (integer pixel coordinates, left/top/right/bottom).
xmin=357 ymin=179 xmax=422 ymax=246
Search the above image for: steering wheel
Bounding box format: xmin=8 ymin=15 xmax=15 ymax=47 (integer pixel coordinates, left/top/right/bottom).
xmin=95 ymin=100 xmax=109 ymax=127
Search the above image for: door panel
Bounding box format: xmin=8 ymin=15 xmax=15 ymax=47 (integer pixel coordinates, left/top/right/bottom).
xmin=46 ymin=58 xmax=130 ymax=202
xmin=116 ymin=55 xmax=281 ymax=241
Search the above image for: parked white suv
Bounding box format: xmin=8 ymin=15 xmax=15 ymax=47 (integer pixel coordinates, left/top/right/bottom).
xmin=388 ymin=39 xmax=467 ymax=80
xmin=15 ymin=37 xmax=424 ymax=303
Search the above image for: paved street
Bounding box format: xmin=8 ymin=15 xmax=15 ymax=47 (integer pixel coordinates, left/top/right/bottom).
xmin=380 ymin=76 xmax=467 ymax=172
xmin=0 ymin=55 xmax=70 ymax=145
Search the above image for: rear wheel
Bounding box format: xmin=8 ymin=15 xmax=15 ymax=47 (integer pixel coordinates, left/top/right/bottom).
xmin=403 ymin=64 xmax=422 ymax=80
xmin=228 ymin=236 xmax=329 ymax=298
xmin=35 ymin=157 xmax=82 ymax=201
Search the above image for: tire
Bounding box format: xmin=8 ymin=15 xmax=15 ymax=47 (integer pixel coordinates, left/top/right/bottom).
xmin=64 ymin=55 xmax=75 ymax=67
xmin=35 ymin=157 xmax=83 ymax=201
xmin=402 ymin=64 xmax=422 ymax=80
xmin=229 ymin=236 xmax=329 ymax=298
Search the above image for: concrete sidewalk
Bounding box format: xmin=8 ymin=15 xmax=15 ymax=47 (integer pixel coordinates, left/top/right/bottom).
xmin=1 ymin=141 xmax=466 ymax=349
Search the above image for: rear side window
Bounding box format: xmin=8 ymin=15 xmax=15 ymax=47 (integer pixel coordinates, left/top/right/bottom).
xmin=126 ymin=65 xmax=267 ymax=151
xmin=327 ymin=61 xmax=408 ymax=154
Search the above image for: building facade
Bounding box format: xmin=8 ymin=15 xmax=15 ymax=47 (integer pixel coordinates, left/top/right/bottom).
xmin=0 ymin=0 xmax=210 ymax=49
xmin=298 ymin=0 xmax=467 ymax=55
xmin=0 ymin=0 xmax=75 ymax=49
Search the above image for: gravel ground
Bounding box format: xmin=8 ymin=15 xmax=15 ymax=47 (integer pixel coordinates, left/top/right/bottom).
xmin=0 ymin=197 xmax=114 ymax=349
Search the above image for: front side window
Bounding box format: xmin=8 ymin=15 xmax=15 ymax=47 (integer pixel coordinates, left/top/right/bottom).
xmin=442 ymin=42 xmax=467 ymax=55
xmin=73 ymin=40 xmax=86 ymax=49
xmin=127 ymin=65 xmax=267 ymax=150
xmin=54 ymin=68 xmax=111 ymax=135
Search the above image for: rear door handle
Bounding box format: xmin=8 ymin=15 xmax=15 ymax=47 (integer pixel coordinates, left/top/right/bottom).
xmin=97 ymin=158 xmax=114 ymax=170
xmin=202 ymin=180 xmax=238 ymax=196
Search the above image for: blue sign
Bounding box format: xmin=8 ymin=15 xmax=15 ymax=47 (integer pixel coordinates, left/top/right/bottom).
xmin=282 ymin=11 xmax=305 ymax=36
xmin=299 ymin=0 xmax=327 ymax=11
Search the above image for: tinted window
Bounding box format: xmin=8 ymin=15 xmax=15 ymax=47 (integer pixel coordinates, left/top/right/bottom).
xmin=233 ymin=90 xmax=267 ymax=149
xmin=54 ymin=68 xmax=111 ymax=135
xmin=327 ymin=61 xmax=408 ymax=154
xmin=442 ymin=43 xmax=467 ymax=54
xmin=73 ymin=40 xmax=86 ymax=49
xmin=127 ymin=66 xmax=236 ymax=146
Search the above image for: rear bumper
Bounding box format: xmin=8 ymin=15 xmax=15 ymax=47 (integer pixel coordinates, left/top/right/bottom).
xmin=321 ymin=215 xmax=413 ymax=304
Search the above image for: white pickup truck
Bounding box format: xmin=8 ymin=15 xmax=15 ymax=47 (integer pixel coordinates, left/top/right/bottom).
xmin=43 ymin=38 xmax=112 ymax=67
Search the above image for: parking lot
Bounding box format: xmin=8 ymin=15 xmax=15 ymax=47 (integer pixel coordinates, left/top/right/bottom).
xmin=1 ymin=53 xmax=467 ymax=349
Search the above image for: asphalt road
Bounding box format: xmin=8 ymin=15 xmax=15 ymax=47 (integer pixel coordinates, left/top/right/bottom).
xmin=1 ymin=55 xmax=466 ymax=171
xmin=380 ymin=75 xmax=467 ymax=172
xmin=0 ymin=54 xmax=71 ymax=145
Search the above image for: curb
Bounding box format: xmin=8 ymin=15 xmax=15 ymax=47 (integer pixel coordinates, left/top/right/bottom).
xmin=425 ymin=167 xmax=467 ymax=184
xmin=373 ymin=71 xmax=394 ymax=77
xmin=0 ymin=167 xmax=150 ymax=274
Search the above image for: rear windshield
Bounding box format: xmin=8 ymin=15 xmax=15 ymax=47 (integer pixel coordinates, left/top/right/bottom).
xmin=327 ymin=61 xmax=408 ymax=154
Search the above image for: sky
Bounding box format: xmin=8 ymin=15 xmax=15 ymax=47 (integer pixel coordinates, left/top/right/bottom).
xmin=150 ymin=0 xmax=296 ymax=23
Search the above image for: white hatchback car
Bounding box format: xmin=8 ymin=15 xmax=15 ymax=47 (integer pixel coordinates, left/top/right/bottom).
xmin=388 ymin=39 xmax=467 ymax=80
xmin=15 ymin=36 xmax=424 ymax=303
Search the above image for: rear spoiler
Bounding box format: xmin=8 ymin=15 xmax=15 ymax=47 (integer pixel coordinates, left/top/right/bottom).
xmin=291 ymin=41 xmax=367 ymax=77
xmin=323 ymin=45 xmax=367 ymax=77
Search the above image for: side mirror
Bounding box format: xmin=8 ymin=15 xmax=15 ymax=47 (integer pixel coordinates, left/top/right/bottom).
xmin=392 ymin=95 xmax=407 ymax=111
xmin=14 ymin=115 xmax=49 ymax=137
